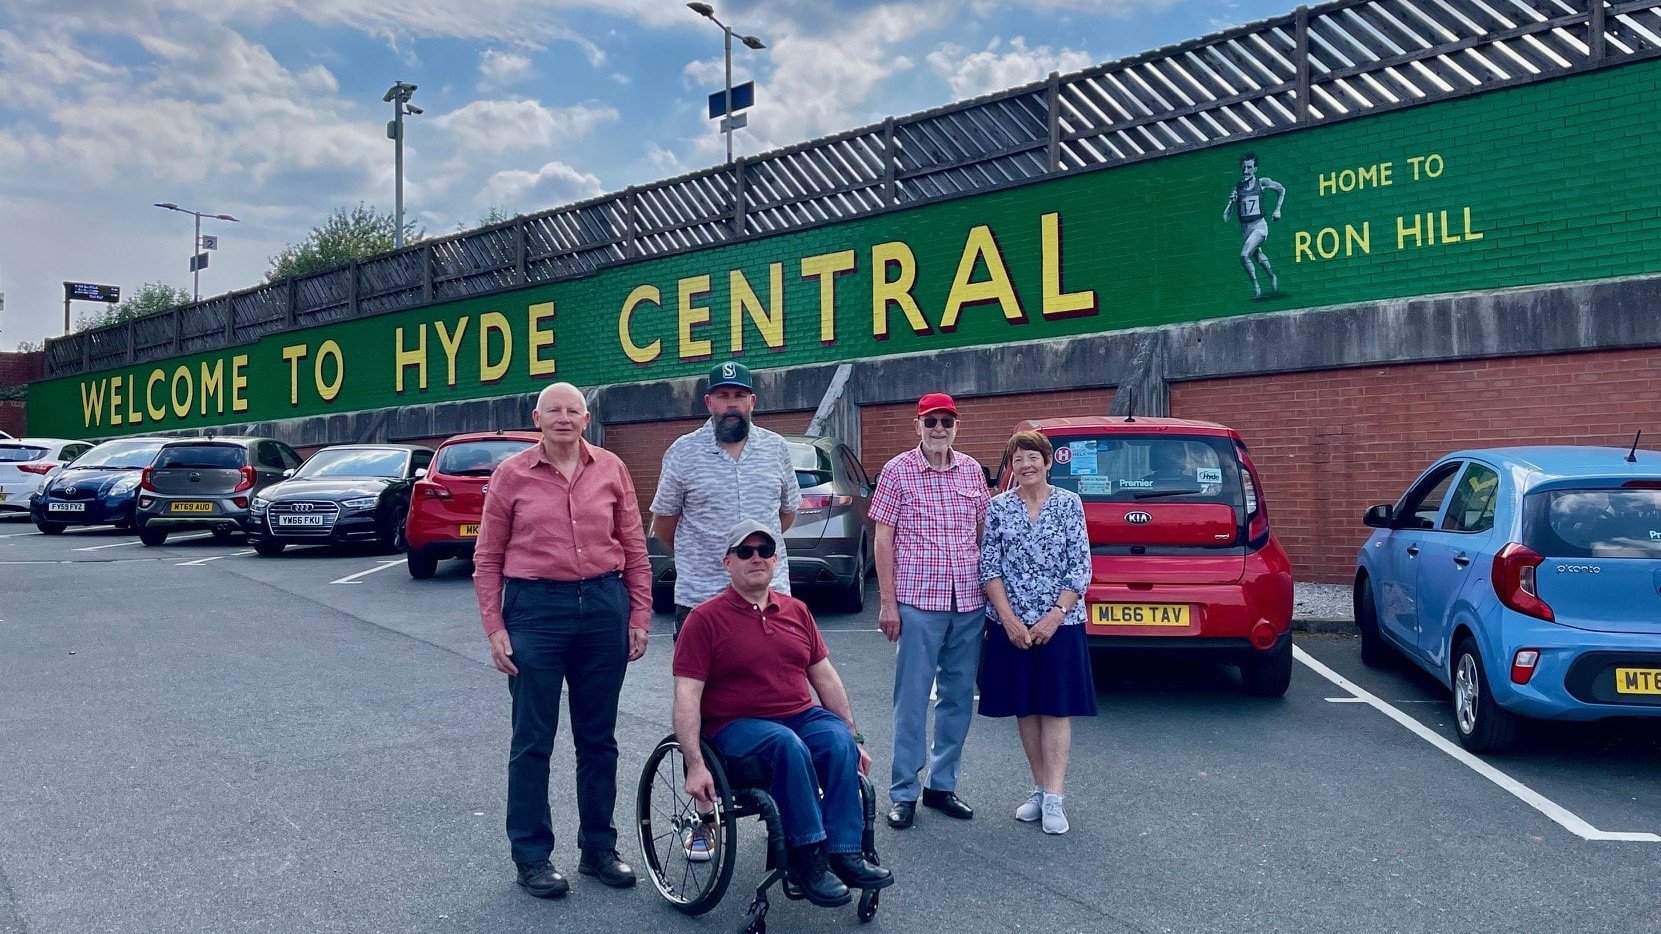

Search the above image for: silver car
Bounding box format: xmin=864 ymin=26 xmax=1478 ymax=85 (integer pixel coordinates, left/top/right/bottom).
xmin=134 ymin=436 xmax=302 ymax=545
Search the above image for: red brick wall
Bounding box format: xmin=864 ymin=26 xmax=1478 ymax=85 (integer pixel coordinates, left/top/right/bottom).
xmin=0 ymin=352 xmax=43 ymax=385
xmin=1169 ymin=348 xmax=1661 ymax=584
xmin=603 ymin=410 xmax=812 ymax=510
xmin=0 ymin=401 xmax=24 ymax=437
xmin=860 ymin=388 xmax=1115 ymax=475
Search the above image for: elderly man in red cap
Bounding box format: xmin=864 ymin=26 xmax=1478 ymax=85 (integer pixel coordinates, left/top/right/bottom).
xmin=868 ymin=392 xmax=990 ymax=829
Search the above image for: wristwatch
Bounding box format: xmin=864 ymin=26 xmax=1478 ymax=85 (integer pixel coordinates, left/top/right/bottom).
xmin=852 ymin=731 xmax=865 ymax=746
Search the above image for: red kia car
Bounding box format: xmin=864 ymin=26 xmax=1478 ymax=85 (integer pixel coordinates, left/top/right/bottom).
xmin=404 ymin=431 xmax=539 ymax=578
xmin=1005 ymin=417 xmax=1294 ymax=696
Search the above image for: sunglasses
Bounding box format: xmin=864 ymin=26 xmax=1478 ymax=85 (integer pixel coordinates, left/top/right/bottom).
xmin=922 ymin=416 xmax=957 ymax=429
xmin=728 ymin=542 xmax=777 ymax=560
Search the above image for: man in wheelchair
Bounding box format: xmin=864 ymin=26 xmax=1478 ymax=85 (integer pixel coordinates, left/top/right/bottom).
xmin=672 ymin=520 xmax=895 ymax=908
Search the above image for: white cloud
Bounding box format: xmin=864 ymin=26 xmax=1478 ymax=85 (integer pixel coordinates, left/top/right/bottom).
xmin=482 ymin=160 xmax=604 ymax=208
xmin=644 ymin=143 xmax=685 ymax=174
xmin=433 ymin=99 xmax=619 ymax=153
xmin=479 ymin=48 xmax=534 ymax=89
xmin=925 ymin=36 xmax=1095 ymax=99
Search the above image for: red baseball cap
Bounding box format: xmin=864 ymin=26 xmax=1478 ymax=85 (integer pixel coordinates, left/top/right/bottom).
xmin=916 ymin=392 xmax=958 ymax=417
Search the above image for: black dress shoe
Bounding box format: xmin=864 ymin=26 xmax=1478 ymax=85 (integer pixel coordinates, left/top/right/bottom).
xmin=786 ymin=845 xmax=852 ymax=908
xmin=515 ymin=860 xmax=570 ymax=898
xmin=885 ymin=800 xmax=916 ymax=829
xmin=922 ymin=788 xmax=975 ymax=820
xmin=578 ymin=849 xmax=637 ymax=888
xmin=829 ymin=853 xmax=894 ymax=890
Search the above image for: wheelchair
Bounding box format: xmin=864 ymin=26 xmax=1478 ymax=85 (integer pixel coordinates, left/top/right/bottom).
xmin=635 ymin=733 xmax=883 ymax=933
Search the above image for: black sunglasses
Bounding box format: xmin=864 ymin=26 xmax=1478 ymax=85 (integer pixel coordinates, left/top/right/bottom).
xmin=728 ymin=542 xmax=777 ymax=560
xmin=922 ymin=416 xmax=956 ymax=428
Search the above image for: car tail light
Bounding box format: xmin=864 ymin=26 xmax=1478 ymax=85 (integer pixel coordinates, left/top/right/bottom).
xmin=1237 ymin=446 xmax=1270 ymax=547
xmin=1510 ymin=649 xmax=1540 ymax=685
xmin=420 ymin=482 xmax=453 ymax=500
xmin=232 ymin=497 xmax=248 ymax=509
xmin=16 ymin=462 xmax=55 ymax=475
xmin=1492 ymin=543 xmax=1553 ymax=621
xmin=799 ymin=494 xmax=852 ymax=513
xmin=140 ymin=467 xmax=157 ymax=492
xmin=1622 ymin=480 xmax=1661 ymax=489
xmin=232 ymin=465 xmax=257 ymax=493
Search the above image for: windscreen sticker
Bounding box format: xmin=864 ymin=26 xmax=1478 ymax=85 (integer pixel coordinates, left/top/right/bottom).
xmin=1077 ymin=476 xmax=1113 ymax=496
xmin=1650 ymin=530 xmax=1661 ymax=541
xmin=1197 ymin=467 xmax=1223 ymax=484
xmin=1118 ymin=478 xmax=1153 ymax=489
xmin=1067 ymin=441 xmax=1098 ymax=476
xmin=1053 ymin=445 xmax=1072 ymax=465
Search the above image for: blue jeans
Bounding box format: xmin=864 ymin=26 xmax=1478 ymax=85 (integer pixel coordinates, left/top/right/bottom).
xmin=890 ymin=603 xmax=982 ymax=803
xmin=710 ymin=707 xmax=863 ymax=854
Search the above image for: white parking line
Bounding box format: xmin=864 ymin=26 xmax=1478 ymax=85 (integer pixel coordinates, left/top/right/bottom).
xmin=177 ymin=550 xmax=255 ymax=567
xmin=1295 ymin=645 xmax=1661 ymax=844
xmin=330 ymin=559 xmax=405 ymax=584
xmin=0 ymin=530 xmax=42 ymax=538
xmin=74 ymin=533 xmax=211 ymax=552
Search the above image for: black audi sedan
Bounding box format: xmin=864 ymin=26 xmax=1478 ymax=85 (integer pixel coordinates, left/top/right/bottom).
xmin=248 ymin=444 xmax=433 ymax=556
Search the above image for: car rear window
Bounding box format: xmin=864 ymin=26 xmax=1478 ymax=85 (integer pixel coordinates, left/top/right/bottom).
xmin=1523 ymin=487 xmax=1661 ymax=558
xmin=155 ymin=444 xmax=247 ymax=469
xmin=790 ymin=443 xmax=832 ymax=488
xmin=436 ymin=439 xmax=534 ymax=476
xmin=73 ymin=440 xmax=164 ymax=469
xmin=0 ymin=445 xmax=47 ymax=462
xmin=1045 ymin=434 xmax=1245 ymax=506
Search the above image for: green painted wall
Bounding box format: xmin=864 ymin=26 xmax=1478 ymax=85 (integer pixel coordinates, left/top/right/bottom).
xmin=30 ymin=59 xmax=1661 ymax=437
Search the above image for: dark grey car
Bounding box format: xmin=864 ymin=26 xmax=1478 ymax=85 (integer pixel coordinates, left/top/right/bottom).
xmin=134 ymin=436 xmax=302 ymax=546
xmin=649 ymin=435 xmax=875 ymax=612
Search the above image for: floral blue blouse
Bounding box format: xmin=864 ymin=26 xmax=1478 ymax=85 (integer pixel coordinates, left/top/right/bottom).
xmin=978 ymin=487 xmax=1092 ymax=627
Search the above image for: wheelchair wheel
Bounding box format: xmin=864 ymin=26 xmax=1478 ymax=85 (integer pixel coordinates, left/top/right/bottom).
xmin=636 ymin=735 xmax=738 ymax=915
xmin=858 ymin=888 xmax=879 ymax=923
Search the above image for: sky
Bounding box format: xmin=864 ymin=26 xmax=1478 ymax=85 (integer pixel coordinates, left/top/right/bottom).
xmin=0 ymin=0 xmax=1295 ymax=350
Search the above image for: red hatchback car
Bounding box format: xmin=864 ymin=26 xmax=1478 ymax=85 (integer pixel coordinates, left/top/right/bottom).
xmin=404 ymin=431 xmax=539 ymax=578
xmin=1005 ymin=417 xmax=1294 ymax=696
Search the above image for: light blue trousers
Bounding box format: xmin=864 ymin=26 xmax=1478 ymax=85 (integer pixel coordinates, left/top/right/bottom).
xmin=889 ymin=602 xmax=983 ymax=803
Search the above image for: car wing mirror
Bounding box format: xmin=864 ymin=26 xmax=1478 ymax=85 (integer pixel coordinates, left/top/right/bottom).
xmin=414 ymin=467 xmax=427 ymax=479
xmin=1362 ymin=503 xmax=1395 ymax=528
xmin=282 ymin=468 xmax=295 ymax=479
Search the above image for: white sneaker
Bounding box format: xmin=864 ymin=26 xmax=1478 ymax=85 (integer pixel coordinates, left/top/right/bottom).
xmin=1041 ymin=794 xmax=1068 ymax=835
xmin=1015 ymin=788 xmax=1044 ymax=822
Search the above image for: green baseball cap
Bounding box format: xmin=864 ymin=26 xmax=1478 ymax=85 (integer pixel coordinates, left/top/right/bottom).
xmin=707 ymin=361 xmax=754 ymax=392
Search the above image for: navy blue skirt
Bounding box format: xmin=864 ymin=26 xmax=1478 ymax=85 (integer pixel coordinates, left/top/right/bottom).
xmin=978 ymin=621 xmax=1098 ymax=719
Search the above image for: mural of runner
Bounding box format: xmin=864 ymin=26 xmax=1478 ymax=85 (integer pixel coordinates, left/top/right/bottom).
xmin=1222 ymin=152 xmax=1287 ymax=298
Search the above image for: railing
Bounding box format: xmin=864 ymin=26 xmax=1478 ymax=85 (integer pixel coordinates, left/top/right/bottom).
xmin=45 ymin=0 xmax=1661 ymax=378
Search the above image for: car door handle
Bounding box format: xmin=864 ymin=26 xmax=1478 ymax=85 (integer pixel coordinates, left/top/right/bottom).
xmin=1453 ymin=554 xmax=1471 ymax=568
xmin=1406 ymin=546 xmax=1420 ymax=557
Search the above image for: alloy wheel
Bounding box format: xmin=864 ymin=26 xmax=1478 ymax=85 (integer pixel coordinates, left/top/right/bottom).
xmin=1454 ymin=653 xmax=1479 ymax=735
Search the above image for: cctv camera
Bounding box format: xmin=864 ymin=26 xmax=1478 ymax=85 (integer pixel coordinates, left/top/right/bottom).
xmin=382 ymin=87 xmax=398 ymax=102
xmin=405 ymin=104 xmax=423 ymax=115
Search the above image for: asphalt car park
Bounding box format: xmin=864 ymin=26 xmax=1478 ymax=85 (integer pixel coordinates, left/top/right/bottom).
xmin=3 ymin=517 xmax=1660 ymax=934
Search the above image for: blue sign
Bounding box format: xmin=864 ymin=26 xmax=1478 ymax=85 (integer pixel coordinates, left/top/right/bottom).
xmin=707 ymin=81 xmax=756 ymax=119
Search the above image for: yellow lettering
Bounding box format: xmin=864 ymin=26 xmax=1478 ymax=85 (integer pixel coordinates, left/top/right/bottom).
xmin=1462 ymin=206 xmax=1483 ymax=241
xmin=677 ymin=276 xmax=714 ymax=360
xmin=315 ymin=340 xmax=344 ymax=402
xmin=109 ymin=375 xmax=124 ymax=426
xmin=1318 ymin=172 xmax=1336 ymax=197
xmin=1379 ymin=162 xmax=1393 ymax=186
xmin=145 ymin=370 xmax=166 ymax=421
xmin=282 ymin=344 xmax=308 ymax=406
xmin=1346 ymin=222 xmax=1371 ymax=256
xmin=729 ymin=265 xmax=785 ymax=354
xmin=170 ymin=365 xmax=192 ymax=419
xmin=1396 ymin=213 xmax=1424 ymax=250
xmin=800 ymin=250 xmax=856 ymax=344
xmin=199 ymin=359 xmax=224 ymax=416
xmin=395 ymin=325 xmax=427 ymax=393
xmin=1316 ymin=228 xmax=1339 ymax=259
xmin=941 ymin=225 xmax=1024 ymax=331
xmin=1357 ymin=164 xmax=1378 ymax=188
xmin=124 ymin=375 xmax=141 ymax=425
xmin=527 ymin=301 xmax=557 ymax=377
xmin=1040 ymin=213 xmax=1095 ymax=319
xmin=231 ymin=355 xmax=249 ymax=413
xmin=435 ymin=317 xmax=469 ymax=388
xmin=1438 ymin=210 xmax=1462 ymax=245
xmin=80 ymin=380 xmax=106 ymax=428
xmin=479 ymin=312 xmax=513 ymax=383
xmin=1294 ymin=230 xmax=1314 ymax=263
xmin=871 ymin=241 xmax=929 ymax=339
xmin=618 ymin=286 xmax=663 ymax=364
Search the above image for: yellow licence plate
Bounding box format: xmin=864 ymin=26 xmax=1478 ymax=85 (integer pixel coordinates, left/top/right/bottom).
xmin=459 ymin=524 xmax=480 ymax=537
xmin=1614 ymin=668 xmax=1661 ymax=695
xmin=1091 ymin=603 xmax=1189 ymax=627
xmin=169 ymin=501 xmax=214 ymax=514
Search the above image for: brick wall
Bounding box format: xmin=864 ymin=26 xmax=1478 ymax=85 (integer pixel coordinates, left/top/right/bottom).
xmin=859 ymin=388 xmax=1115 ymax=474
xmin=0 ymin=401 xmax=24 ymax=437
xmin=602 ymin=410 xmax=813 ymax=510
xmin=1169 ymin=347 xmax=1661 ymax=584
xmin=0 ymin=352 xmax=43 ymax=386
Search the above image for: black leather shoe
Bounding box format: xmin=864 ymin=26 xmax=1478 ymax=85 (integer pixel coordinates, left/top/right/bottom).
xmin=829 ymin=853 xmax=894 ymax=890
xmin=922 ymin=788 xmax=974 ymax=820
xmin=515 ymin=860 xmax=570 ymax=898
xmin=786 ymin=845 xmax=852 ymax=908
xmin=885 ymin=800 xmax=916 ymax=829
xmin=578 ymin=849 xmax=637 ymax=888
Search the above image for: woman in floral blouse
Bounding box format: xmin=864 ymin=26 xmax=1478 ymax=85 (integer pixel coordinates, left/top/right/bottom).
xmin=979 ymin=430 xmax=1096 ymax=835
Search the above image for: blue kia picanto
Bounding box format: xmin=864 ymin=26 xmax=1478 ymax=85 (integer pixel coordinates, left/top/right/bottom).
xmin=1355 ymin=446 xmax=1661 ymax=753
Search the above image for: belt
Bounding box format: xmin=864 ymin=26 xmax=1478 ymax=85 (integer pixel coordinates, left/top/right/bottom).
xmin=506 ymin=570 xmax=621 ymax=587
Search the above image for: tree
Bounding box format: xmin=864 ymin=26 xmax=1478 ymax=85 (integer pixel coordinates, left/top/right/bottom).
xmin=457 ymin=206 xmax=515 ymax=233
xmin=76 ymin=281 xmax=191 ymax=331
xmin=14 ymin=339 xmax=43 ymax=353
xmin=266 ymin=203 xmax=423 ymax=282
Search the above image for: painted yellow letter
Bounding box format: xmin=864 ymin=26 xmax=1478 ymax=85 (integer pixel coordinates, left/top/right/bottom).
xmin=619 ymin=286 xmax=663 ymax=364
xmin=941 ymin=225 xmax=1024 ymax=331
xmin=678 ymin=275 xmax=714 ymax=360
xmin=435 ymin=317 xmax=469 ymax=388
xmin=527 ymin=302 xmax=557 ymax=377
xmin=729 ymin=264 xmax=785 ymax=353
xmin=800 ymin=250 xmax=856 ymax=344
xmin=479 ymin=312 xmax=512 ymax=383
xmin=1041 ymin=213 xmax=1095 ymax=319
xmin=395 ymin=325 xmax=428 ymax=393
xmin=871 ymin=241 xmax=930 ymax=339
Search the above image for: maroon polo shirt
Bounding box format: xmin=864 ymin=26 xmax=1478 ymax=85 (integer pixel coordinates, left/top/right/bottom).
xmin=672 ymin=586 xmax=830 ymax=738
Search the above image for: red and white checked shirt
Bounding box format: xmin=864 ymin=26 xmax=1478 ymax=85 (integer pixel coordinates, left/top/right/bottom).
xmin=868 ymin=446 xmax=990 ymax=612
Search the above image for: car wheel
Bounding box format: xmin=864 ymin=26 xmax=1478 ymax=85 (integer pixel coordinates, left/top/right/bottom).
xmin=1239 ymin=634 xmax=1293 ymax=697
xmin=378 ymin=520 xmax=406 ymax=555
xmin=1355 ymin=580 xmax=1389 ymax=668
xmin=1452 ymin=637 xmax=1521 ymax=753
xmin=835 ymin=540 xmax=869 ymax=613
xmin=406 ymin=547 xmax=437 ymax=579
xmin=138 ymin=527 xmax=168 ymax=546
xmin=36 ymin=522 xmax=65 ymax=535
xmin=254 ymin=539 xmax=286 ymax=557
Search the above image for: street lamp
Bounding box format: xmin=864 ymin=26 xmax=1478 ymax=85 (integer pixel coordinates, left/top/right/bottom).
xmin=384 ymin=81 xmax=421 ymax=249
xmin=153 ymin=202 xmax=239 ymax=303
xmin=687 ymin=2 xmax=767 ymax=164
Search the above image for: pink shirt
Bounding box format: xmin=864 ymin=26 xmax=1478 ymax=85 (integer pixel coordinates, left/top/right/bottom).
xmin=473 ymin=439 xmax=652 ymax=635
xmin=867 ymin=446 xmax=990 ymax=612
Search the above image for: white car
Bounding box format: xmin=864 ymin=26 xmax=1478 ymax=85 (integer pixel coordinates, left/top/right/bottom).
xmin=0 ymin=438 xmax=95 ymax=515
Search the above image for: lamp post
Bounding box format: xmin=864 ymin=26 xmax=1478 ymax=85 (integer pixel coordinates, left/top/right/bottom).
xmin=384 ymin=81 xmax=422 ymax=249
xmin=687 ymin=3 xmax=766 ymax=164
xmin=153 ymin=202 xmax=239 ymax=302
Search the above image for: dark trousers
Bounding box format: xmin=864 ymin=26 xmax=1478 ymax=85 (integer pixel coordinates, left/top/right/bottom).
xmin=710 ymin=706 xmax=864 ymax=853
xmin=504 ymin=573 xmax=628 ymax=864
